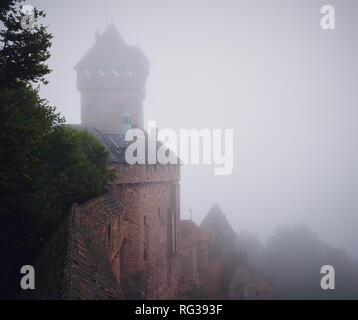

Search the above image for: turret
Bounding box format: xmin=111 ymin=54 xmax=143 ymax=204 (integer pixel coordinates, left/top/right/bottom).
xmin=121 ymin=109 xmax=132 ymax=134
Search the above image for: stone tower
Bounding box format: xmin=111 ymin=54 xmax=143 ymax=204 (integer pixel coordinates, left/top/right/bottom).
xmin=75 ymin=24 xmax=149 ymax=133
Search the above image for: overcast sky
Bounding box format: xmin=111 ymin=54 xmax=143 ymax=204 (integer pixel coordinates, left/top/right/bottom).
xmin=30 ymin=0 xmax=358 ymax=257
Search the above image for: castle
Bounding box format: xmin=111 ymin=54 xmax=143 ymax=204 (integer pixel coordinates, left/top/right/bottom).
xmin=29 ymin=25 xmax=271 ymax=300
xmin=73 ymin=24 xmax=180 ymax=299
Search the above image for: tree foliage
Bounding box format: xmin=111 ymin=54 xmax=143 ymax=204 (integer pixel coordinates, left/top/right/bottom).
xmin=0 ymin=85 xmax=115 ymax=299
xmin=0 ymin=0 xmax=115 ymax=298
xmin=237 ymin=224 xmax=358 ymax=299
xmin=0 ymin=0 xmax=52 ymax=87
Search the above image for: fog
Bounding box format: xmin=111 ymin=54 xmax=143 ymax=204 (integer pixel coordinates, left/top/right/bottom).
xmin=31 ymin=0 xmax=358 ymax=257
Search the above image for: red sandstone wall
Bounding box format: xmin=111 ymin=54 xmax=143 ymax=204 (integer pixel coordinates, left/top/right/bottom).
xmin=197 ymin=242 xmax=209 ymax=272
xmin=111 ymin=163 xmax=180 ymax=300
xmin=107 ymin=214 xmax=124 ymax=284
xmin=179 ymin=241 xmax=208 ymax=293
xmin=75 ymin=198 xmax=124 ymax=285
xmin=179 ymin=247 xmax=197 ymax=290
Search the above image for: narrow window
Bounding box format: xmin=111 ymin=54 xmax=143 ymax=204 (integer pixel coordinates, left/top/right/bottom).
xmin=107 ymin=224 xmax=111 ymax=245
xmin=143 ymin=248 xmax=147 ymax=261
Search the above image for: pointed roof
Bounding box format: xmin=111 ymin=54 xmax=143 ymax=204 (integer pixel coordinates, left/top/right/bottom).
xmin=75 ymin=24 xmax=148 ymax=73
xmin=200 ymin=204 xmax=235 ymax=234
xmin=206 ymin=203 xmax=225 ymax=218
xmin=200 ymin=204 xmax=238 ymax=260
xmin=121 ymin=109 xmax=131 ymax=118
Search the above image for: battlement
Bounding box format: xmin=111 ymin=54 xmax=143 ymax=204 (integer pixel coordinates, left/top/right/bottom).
xmin=111 ymin=163 xmax=180 ymax=185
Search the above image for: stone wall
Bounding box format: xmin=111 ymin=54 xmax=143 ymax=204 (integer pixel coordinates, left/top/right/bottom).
xmin=178 ymin=220 xmax=209 ymax=296
xmin=111 ymin=163 xmax=181 ymax=299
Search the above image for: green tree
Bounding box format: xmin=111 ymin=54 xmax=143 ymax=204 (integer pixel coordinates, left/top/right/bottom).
xmin=0 ymin=0 xmax=52 ymax=87
xmin=0 ymin=1 xmax=115 ymax=298
xmin=0 ymin=85 xmax=62 ymax=299
xmin=0 ymin=85 xmax=115 ymax=299
xmin=44 ymin=125 xmax=115 ymax=221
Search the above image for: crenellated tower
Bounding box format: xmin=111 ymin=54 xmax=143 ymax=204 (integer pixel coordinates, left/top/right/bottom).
xmin=75 ymin=24 xmax=149 ymax=133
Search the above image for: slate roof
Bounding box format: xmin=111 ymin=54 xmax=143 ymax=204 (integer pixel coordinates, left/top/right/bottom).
xmin=69 ymin=124 xmax=180 ymax=164
xmin=25 ymin=193 xmax=124 ymax=300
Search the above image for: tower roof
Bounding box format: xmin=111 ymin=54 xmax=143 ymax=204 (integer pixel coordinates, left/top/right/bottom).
xmin=200 ymin=204 xmax=236 ymax=237
xmin=74 ymin=24 xmax=148 ymax=74
xmin=200 ymin=204 xmax=238 ymax=260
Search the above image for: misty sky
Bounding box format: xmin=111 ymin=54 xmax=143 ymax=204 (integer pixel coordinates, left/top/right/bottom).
xmin=30 ymin=0 xmax=358 ymax=257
